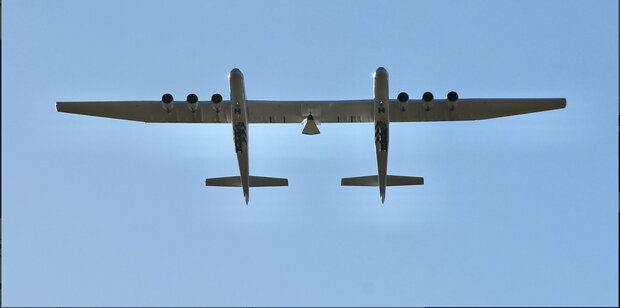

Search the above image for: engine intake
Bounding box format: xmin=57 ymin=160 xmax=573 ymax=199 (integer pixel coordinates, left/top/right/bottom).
xmin=162 ymin=93 xmax=174 ymax=112
xmin=211 ymin=93 xmax=223 ymax=112
xmin=447 ymin=91 xmax=459 ymax=101
xmin=397 ymin=92 xmax=409 ymax=103
xmin=397 ymin=92 xmax=409 ymax=111
xmin=447 ymin=91 xmax=459 ymax=110
xmin=422 ymin=92 xmax=434 ymax=111
xmin=187 ymin=93 xmax=199 ymax=112
xmin=211 ymin=93 xmax=223 ymax=103
xmin=422 ymin=92 xmax=434 ymax=102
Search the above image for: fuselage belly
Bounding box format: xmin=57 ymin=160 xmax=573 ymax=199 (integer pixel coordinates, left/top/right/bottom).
xmin=229 ymin=69 xmax=250 ymax=204
xmin=373 ymin=67 xmax=389 ymax=203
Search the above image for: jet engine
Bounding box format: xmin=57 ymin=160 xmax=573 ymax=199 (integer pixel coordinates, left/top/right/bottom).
xmin=162 ymin=93 xmax=174 ymax=112
xmin=447 ymin=91 xmax=458 ymax=110
xmin=211 ymin=93 xmax=223 ymax=112
xmin=422 ymin=92 xmax=434 ymax=111
xmin=397 ymin=92 xmax=409 ymax=111
xmin=186 ymin=93 xmax=199 ymax=112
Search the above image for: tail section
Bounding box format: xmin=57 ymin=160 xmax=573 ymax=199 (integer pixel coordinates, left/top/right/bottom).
xmin=341 ymin=175 xmax=379 ymax=186
xmin=386 ymin=175 xmax=424 ymax=186
xmin=205 ymin=176 xmax=242 ymax=187
xmin=342 ymin=175 xmax=423 ymax=203
xmin=206 ymin=175 xmax=288 ymax=204
xmin=341 ymin=175 xmax=424 ymax=186
xmin=205 ymin=176 xmax=288 ymax=187
xmin=248 ymin=176 xmax=288 ymax=187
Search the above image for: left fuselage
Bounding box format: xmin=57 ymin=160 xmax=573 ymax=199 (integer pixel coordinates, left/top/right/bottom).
xmin=373 ymin=67 xmax=389 ymax=203
xmin=229 ymin=68 xmax=250 ymax=203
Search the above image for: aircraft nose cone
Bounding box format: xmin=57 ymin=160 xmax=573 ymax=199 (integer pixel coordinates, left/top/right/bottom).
xmin=374 ymin=67 xmax=388 ymax=78
xmin=229 ymin=68 xmax=244 ymax=79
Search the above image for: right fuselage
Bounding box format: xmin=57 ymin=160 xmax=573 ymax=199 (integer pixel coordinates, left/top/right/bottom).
xmin=373 ymin=67 xmax=389 ymax=203
xmin=229 ymin=68 xmax=250 ymax=204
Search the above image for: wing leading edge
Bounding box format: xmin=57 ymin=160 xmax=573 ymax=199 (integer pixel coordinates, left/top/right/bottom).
xmin=389 ymin=98 xmax=566 ymax=122
xmin=55 ymin=100 xmax=376 ymax=123
xmin=56 ymin=98 xmax=565 ymax=124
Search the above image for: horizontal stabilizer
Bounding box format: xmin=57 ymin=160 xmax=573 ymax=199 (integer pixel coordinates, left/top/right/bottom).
xmin=386 ymin=175 xmax=424 ymax=186
xmin=341 ymin=175 xmax=424 ymax=186
xmin=205 ymin=176 xmax=288 ymax=187
xmin=341 ymin=175 xmax=379 ymax=186
xmin=205 ymin=176 xmax=241 ymax=187
xmin=249 ymin=176 xmax=288 ymax=187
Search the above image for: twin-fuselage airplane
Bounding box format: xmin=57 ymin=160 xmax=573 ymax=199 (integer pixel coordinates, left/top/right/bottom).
xmin=57 ymin=67 xmax=566 ymax=204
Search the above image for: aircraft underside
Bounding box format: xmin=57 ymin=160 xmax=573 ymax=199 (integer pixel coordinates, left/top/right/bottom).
xmin=56 ymin=67 xmax=566 ymax=204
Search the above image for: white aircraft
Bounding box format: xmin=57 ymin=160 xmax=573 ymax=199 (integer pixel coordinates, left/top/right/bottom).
xmin=57 ymin=67 xmax=566 ymax=204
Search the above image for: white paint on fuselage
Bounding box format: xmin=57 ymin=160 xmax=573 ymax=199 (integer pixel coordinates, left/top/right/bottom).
xmin=228 ymin=68 xmax=250 ymax=204
xmin=373 ymin=67 xmax=389 ymax=203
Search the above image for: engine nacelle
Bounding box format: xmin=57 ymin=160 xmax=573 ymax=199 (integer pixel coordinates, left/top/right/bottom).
xmin=397 ymin=92 xmax=409 ymax=111
xmin=422 ymin=92 xmax=434 ymax=111
xmin=162 ymin=93 xmax=174 ymax=112
xmin=211 ymin=93 xmax=223 ymax=112
xmin=447 ymin=91 xmax=458 ymax=110
xmin=186 ymin=93 xmax=199 ymax=112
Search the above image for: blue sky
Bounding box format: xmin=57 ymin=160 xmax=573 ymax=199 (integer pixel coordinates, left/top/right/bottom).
xmin=2 ymin=0 xmax=618 ymax=306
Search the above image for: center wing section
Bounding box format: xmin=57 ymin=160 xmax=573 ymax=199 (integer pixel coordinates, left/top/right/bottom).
xmin=247 ymin=100 xmax=374 ymax=123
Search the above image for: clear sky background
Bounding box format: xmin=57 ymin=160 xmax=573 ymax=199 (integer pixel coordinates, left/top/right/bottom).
xmin=2 ymin=0 xmax=618 ymax=306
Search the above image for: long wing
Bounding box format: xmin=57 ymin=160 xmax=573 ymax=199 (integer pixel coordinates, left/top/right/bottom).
xmin=56 ymin=101 xmax=232 ymax=123
xmin=246 ymin=98 xmax=565 ymax=123
xmin=56 ymin=100 xmax=375 ymax=123
xmin=56 ymin=98 xmax=565 ymax=123
xmin=389 ymin=98 xmax=566 ymax=122
xmin=246 ymin=100 xmax=374 ymax=123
